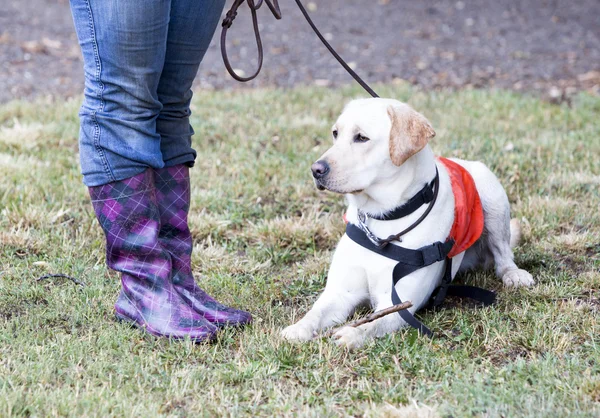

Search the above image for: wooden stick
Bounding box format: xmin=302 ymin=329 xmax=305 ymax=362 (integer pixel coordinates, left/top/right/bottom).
xmin=317 ymin=301 xmax=413 ymax=339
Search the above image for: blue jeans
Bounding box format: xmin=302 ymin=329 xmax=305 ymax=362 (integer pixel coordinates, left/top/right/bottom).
xmin=70 ymin=0 xmax=225 ymax=186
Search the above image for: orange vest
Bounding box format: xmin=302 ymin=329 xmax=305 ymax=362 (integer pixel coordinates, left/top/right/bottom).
xmin=437 ymin=157 xmax=484 ymax=257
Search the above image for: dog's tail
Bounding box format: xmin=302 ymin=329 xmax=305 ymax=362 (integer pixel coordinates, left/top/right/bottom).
xmin=509 ymin=218 xmax=522 ymax=249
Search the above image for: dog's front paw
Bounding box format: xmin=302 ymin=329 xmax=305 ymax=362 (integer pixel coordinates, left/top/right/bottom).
xmin=502 ymin=269 xmax=535 ymax=288
xmin=333 ymin=326 xmax=367 ymax=349
xmin=281 ymin=323 xmax=316 ymax=342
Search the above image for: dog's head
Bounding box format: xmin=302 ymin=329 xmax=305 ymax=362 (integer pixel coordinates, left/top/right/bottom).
xmin=311 ymin=98 xmax=436 ymax=194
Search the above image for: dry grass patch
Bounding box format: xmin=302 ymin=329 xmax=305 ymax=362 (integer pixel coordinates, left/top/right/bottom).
xmin=0 ymin=120 xmax=44 ymax=148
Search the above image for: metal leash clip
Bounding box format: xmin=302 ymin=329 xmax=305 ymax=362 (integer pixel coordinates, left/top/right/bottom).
xmin=357 ymin=210 xmax=398 ymax=248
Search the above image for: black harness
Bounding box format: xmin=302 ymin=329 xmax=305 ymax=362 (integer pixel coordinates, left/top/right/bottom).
xmin=346 ymin=175 xmax=496 ymax=337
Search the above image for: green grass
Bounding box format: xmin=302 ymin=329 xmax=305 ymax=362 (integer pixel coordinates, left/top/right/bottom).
xmin=0 ymin=85 xmax=599 ymax=417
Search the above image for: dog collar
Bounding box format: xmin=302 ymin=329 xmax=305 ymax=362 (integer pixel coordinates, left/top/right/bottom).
xmin=365 ymin=171 xmax=438 ymax=221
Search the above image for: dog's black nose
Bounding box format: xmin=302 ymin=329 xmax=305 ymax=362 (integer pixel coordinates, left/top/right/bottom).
xmin=311 ymin=160 xmax=330 ymax=179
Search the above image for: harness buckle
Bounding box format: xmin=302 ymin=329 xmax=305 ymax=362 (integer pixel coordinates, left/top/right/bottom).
xmin=422 ymin=242 xmax=446 ymax=265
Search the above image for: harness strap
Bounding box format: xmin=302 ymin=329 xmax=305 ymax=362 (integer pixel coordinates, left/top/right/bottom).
xmin=428 ymin=258 xmax=454 ymax=308
xmin=445 ymin=285 xmax=496 ymax=306
xmin=389 ymin=257 xmax=446 ymax=337
xmin=346 ymin=223 xmax=452 ymax=266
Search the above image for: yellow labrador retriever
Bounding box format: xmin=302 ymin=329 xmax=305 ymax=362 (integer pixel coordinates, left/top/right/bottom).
xmin=282 ymin=98 xmax=534 ymax=348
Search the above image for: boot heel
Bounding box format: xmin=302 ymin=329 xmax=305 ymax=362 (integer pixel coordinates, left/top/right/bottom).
xmin=114 ymin=311 xmax=134 ymax=325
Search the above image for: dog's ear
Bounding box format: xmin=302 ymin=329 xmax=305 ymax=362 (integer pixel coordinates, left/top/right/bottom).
xmin=387 ymin=105 xmax=435 ymax=166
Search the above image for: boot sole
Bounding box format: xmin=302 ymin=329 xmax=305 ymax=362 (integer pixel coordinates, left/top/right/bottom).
xmin=114 ymin=312 xmax=217 ymax=343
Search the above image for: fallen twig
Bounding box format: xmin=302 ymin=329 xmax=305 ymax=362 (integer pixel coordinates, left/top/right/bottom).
xmin=318 ymin=301 xmax=413 ymax=339
xmin=36 ymin=274 xmax=86 ymax=287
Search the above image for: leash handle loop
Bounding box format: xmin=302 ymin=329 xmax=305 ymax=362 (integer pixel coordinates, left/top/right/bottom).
xmin=221 ymin=0 xmax=282 ymax=82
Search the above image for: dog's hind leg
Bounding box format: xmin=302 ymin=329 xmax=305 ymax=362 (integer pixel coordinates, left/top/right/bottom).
xmin=487 ymin=217 xmax=534 ymax=287
xmin=469 ymin=162 xmax=534 ymax=288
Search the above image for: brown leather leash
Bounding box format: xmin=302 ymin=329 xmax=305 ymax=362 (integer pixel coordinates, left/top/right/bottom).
xmin=220 ymin=0 xmax=380 ymax=98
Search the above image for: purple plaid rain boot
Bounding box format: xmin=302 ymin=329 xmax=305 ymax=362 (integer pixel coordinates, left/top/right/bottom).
xmin=88 ymin=169 xmax=218 ymax=341
xmin=154 ymin=164 xmax=252 ymax=327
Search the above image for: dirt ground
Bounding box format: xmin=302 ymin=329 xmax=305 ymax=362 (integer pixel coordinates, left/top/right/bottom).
xmin=1 ymin=0 xmax=599 ymax=104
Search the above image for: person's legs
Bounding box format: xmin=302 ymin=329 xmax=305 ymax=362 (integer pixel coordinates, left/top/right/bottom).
xmin=70 ymin=0 xmax=220 ymax=340
xmin=156 ymin=0 xmax=226 ymax=167
xmin=70 ymin=0 xmax=169 ymax=186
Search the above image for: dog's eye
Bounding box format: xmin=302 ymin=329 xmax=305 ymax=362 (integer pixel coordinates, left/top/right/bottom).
xmin=332 ymin=130 xmax=338 ymax=139
xmin=354 ymin=133 xmax=370 ymax=143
